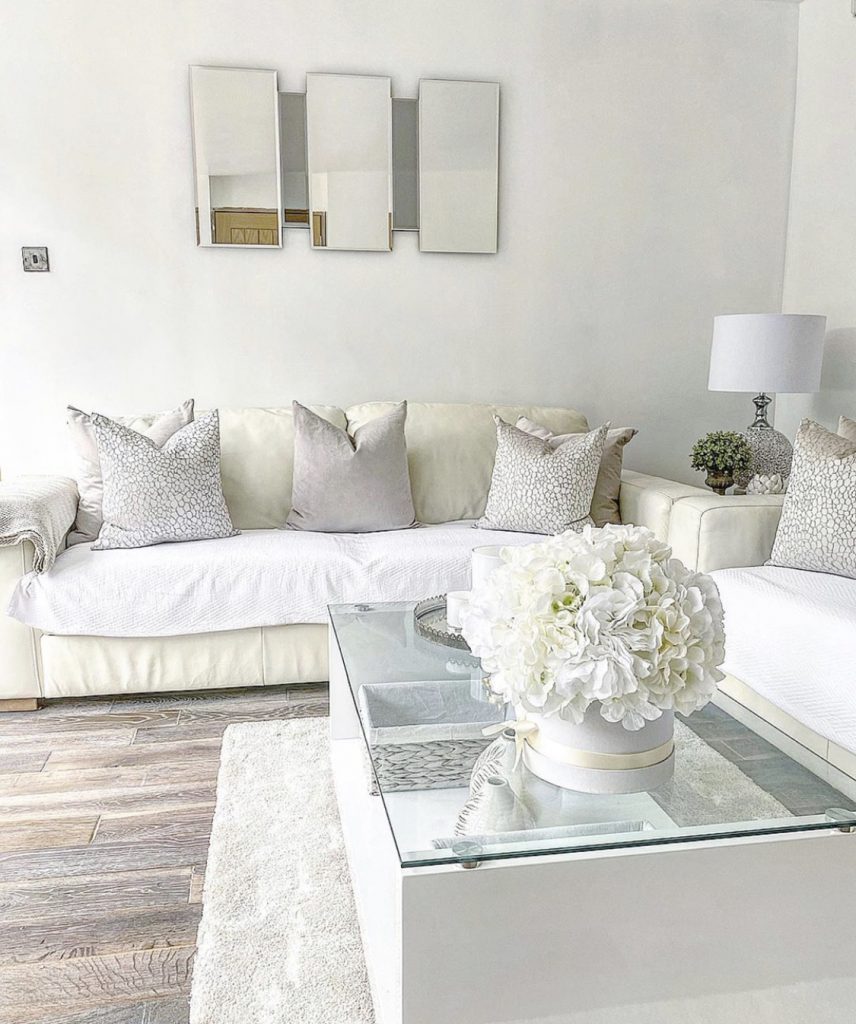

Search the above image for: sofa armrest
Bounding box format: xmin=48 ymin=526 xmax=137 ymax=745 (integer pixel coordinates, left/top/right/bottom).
xmin=619 ymin=470 xmax=709 ymax=542
xmin=668 ymin=494 xmax=785 ymax=573
xmin=0 ymin=541 xmax=42 ymax=700
xmin=0 ymin=474 xmax=75 ymax=702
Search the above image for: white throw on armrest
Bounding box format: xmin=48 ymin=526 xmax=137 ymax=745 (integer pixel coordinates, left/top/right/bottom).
xmin=0 ymin=475 xmax=78 ymax=573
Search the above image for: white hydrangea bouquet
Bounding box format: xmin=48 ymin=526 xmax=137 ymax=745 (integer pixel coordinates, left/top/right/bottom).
xmin=462 ymin=525 xmax=726 ymax=733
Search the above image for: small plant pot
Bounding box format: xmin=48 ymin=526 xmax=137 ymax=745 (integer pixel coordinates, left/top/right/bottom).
xmin=704 ymin=472 xmax=734 ymax=495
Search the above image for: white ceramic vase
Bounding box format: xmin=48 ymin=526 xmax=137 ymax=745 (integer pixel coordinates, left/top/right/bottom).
xmin=455 ymin=775 xmax=535 ymax=837
xmin=522 ymin=706 xmax=675 ymax=795
xmin=470 ymin=727 xmax=520 ymax=794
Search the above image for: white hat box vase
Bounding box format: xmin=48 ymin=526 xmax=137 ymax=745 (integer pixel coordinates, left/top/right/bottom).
xmin=522 ymin=706 xmax=675 ymax=795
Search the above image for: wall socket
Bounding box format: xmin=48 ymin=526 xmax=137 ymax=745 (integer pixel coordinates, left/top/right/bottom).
xmin=22 ymin=247 xmax=50 ymax=272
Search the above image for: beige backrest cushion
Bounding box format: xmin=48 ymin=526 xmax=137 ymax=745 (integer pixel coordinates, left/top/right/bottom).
xmin=345 ymin=402 xmax=589 ymax=523
xmin=217 ymin=406 xmax=346 ymax=529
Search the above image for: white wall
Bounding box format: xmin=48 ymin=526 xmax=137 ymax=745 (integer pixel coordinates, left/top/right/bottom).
xmin=776 ymin=0 xmax=856 ymax=440
xmin=0 ymin=0 xmax=800 ymax=481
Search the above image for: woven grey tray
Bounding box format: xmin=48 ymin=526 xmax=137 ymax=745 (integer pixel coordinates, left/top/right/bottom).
xmin=359 ymin=679 xmax=504 ymax=794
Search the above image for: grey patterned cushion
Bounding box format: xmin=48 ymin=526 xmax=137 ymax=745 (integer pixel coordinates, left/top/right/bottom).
xmin=769 ymin=419 xmax=856 ymax=579
xmin=516 ymin=417 xmax=637 ymax=527
xmin=92 ymin=411 xmax=237 ymax=550
xmin=839 ymin=415 xmax=856 ymax=443
xmin=66 ymin=399 xmax=194 ymax=545
xmin=478 ymin=419 xmax=608 ymax=535
xmin=286 ymin=401 xmax=417 ymax=533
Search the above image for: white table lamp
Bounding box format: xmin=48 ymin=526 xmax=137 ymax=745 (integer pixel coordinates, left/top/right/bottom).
xmin=708 ymin=313 xmax=826 ymax=479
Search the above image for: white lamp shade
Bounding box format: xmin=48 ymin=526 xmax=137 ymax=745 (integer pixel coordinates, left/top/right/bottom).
xmin=708 ymin=313 xmax=826 ymax=393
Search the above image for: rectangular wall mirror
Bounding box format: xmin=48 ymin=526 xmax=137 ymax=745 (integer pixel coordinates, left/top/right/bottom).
xmin=306 ymin=73 xmax=392 ymax=251
xmin=190 ymin=66 xmax=282 ymax=247
xmin=418 ymin=79 xmax=499 ymax=254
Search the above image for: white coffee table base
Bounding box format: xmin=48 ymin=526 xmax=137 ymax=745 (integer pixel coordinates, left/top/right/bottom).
xmin=329 ymin=628 xmax=856 ymax=1024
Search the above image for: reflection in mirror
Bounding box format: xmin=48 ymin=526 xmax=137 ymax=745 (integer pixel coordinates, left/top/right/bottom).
xmin=392 ymin=98 xmax=419 ymax=231
xmin=280 ymin=93 xmax=309 ymax=226
xmin=190 ymin=66 xmax=282 ymax=247
xmin=419 ymin=80 xmax=499 ymax=254
xmin=306 ymin=73 xmax=392 ymax=251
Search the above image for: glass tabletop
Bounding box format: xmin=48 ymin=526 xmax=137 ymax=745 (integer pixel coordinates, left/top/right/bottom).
xmin=329 ymin=601 xmax=856 ymax=867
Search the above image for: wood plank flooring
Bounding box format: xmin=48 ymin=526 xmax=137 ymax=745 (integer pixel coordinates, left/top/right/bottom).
xmin=0 ymin=684 xmax=329 ymax=1024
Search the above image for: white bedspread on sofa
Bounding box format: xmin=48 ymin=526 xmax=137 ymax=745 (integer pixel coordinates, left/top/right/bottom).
xmin=712 ymin=565 xmax=856 ymax=754
xmin=7 ymin=522 xmax=543 ymax=638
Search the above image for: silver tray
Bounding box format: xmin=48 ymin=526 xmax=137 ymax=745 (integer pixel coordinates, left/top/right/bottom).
xmin=413 ymin=595 xmax=472 ymax=652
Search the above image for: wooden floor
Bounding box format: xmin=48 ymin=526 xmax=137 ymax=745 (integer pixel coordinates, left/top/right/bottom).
xmin=0 ymin=684 xmax=329 ymax=1024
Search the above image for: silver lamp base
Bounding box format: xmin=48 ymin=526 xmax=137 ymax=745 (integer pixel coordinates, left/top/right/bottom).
xmin=735 ymin=393 xmax=793 ymax=488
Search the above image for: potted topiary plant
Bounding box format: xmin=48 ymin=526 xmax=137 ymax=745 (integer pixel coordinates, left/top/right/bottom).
xmin=690 ymin=431 xmax=752 ymax=494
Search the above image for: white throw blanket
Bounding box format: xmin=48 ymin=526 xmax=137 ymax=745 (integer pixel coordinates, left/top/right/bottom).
xmin=0 ymin=476 xmax=78 ymax=574
xmin=8 ymin=521 xmax=544 ymax=637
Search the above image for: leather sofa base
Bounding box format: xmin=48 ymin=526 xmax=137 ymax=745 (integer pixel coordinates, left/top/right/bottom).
xmin=40 ymin=623 xmax=328 ymax=699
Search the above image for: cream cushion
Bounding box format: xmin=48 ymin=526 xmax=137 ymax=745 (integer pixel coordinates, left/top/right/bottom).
xmin=218 ymin=406 xmax=346 ymax=529
xmin=345 ymin=402 xmax=589 ymax=524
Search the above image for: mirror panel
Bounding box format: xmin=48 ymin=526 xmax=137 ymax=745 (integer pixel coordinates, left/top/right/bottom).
xmin=418 ymin=79 xmax=499 ymax=254
xmin=306 ymin=73 xmax=392 ymax=251
xmin=280 ymin=92 xmax=309 ymax=226
xmin=392 ymin=98 xmax=419 ymax=231
xmin=190 ymin=66 xmax=282 ymax=247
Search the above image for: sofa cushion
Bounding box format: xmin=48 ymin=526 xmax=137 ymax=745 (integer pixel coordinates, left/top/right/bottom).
xmin=769 ymin=419 xmax=856 ymax=580
xmin=712 ymin=565 xmax=856 ymax=754
xmin=345 ymin=402 xmax=589 ymax=524
xmin=67 ymin=399 xmax=194 ymax=545
xmin=516 ymin=417 xmax=637 ymax=526
xmin=478 ymin=419 xmax=607 ymax=534
xmin=8 ymin=522 xmax=545 ymax=638
xmin=286 ymin=401 xmax=416 ymax=532
xmin=218 ymin=405 xmax=346 ymax=529
xmin=92 ymin=411 xmax=237 ymax=550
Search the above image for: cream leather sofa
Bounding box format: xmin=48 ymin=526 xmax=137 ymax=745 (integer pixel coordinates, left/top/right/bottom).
xmin=0 ymin=400 xmax=784 ymax=709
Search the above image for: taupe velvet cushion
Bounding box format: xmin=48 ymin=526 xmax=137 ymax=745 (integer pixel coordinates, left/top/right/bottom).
xmin=839 ymin=415 xmax=856 ymax=443
xmin=478 ymin=419 xmax=608 ymax=535
xmin=769 ymin=419 xmax=856 ymax=579
xmin=285 ymin=401 xmax=417 ymax=533
xmin=516 ymin=416 xmax=637 ymax=526
xmin=67 ymin=399 xmax=194 ymax=544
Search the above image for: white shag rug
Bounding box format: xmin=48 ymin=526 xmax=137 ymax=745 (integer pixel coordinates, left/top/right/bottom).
xmin=190 ymin=718 xmax=794 ymax=1024
xmin=190 ymin=718 xmax=374 ymax=1024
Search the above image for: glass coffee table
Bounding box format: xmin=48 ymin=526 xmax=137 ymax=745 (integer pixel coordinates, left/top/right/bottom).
xmin=328 ymin=601 xmax=856 ymax=1024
